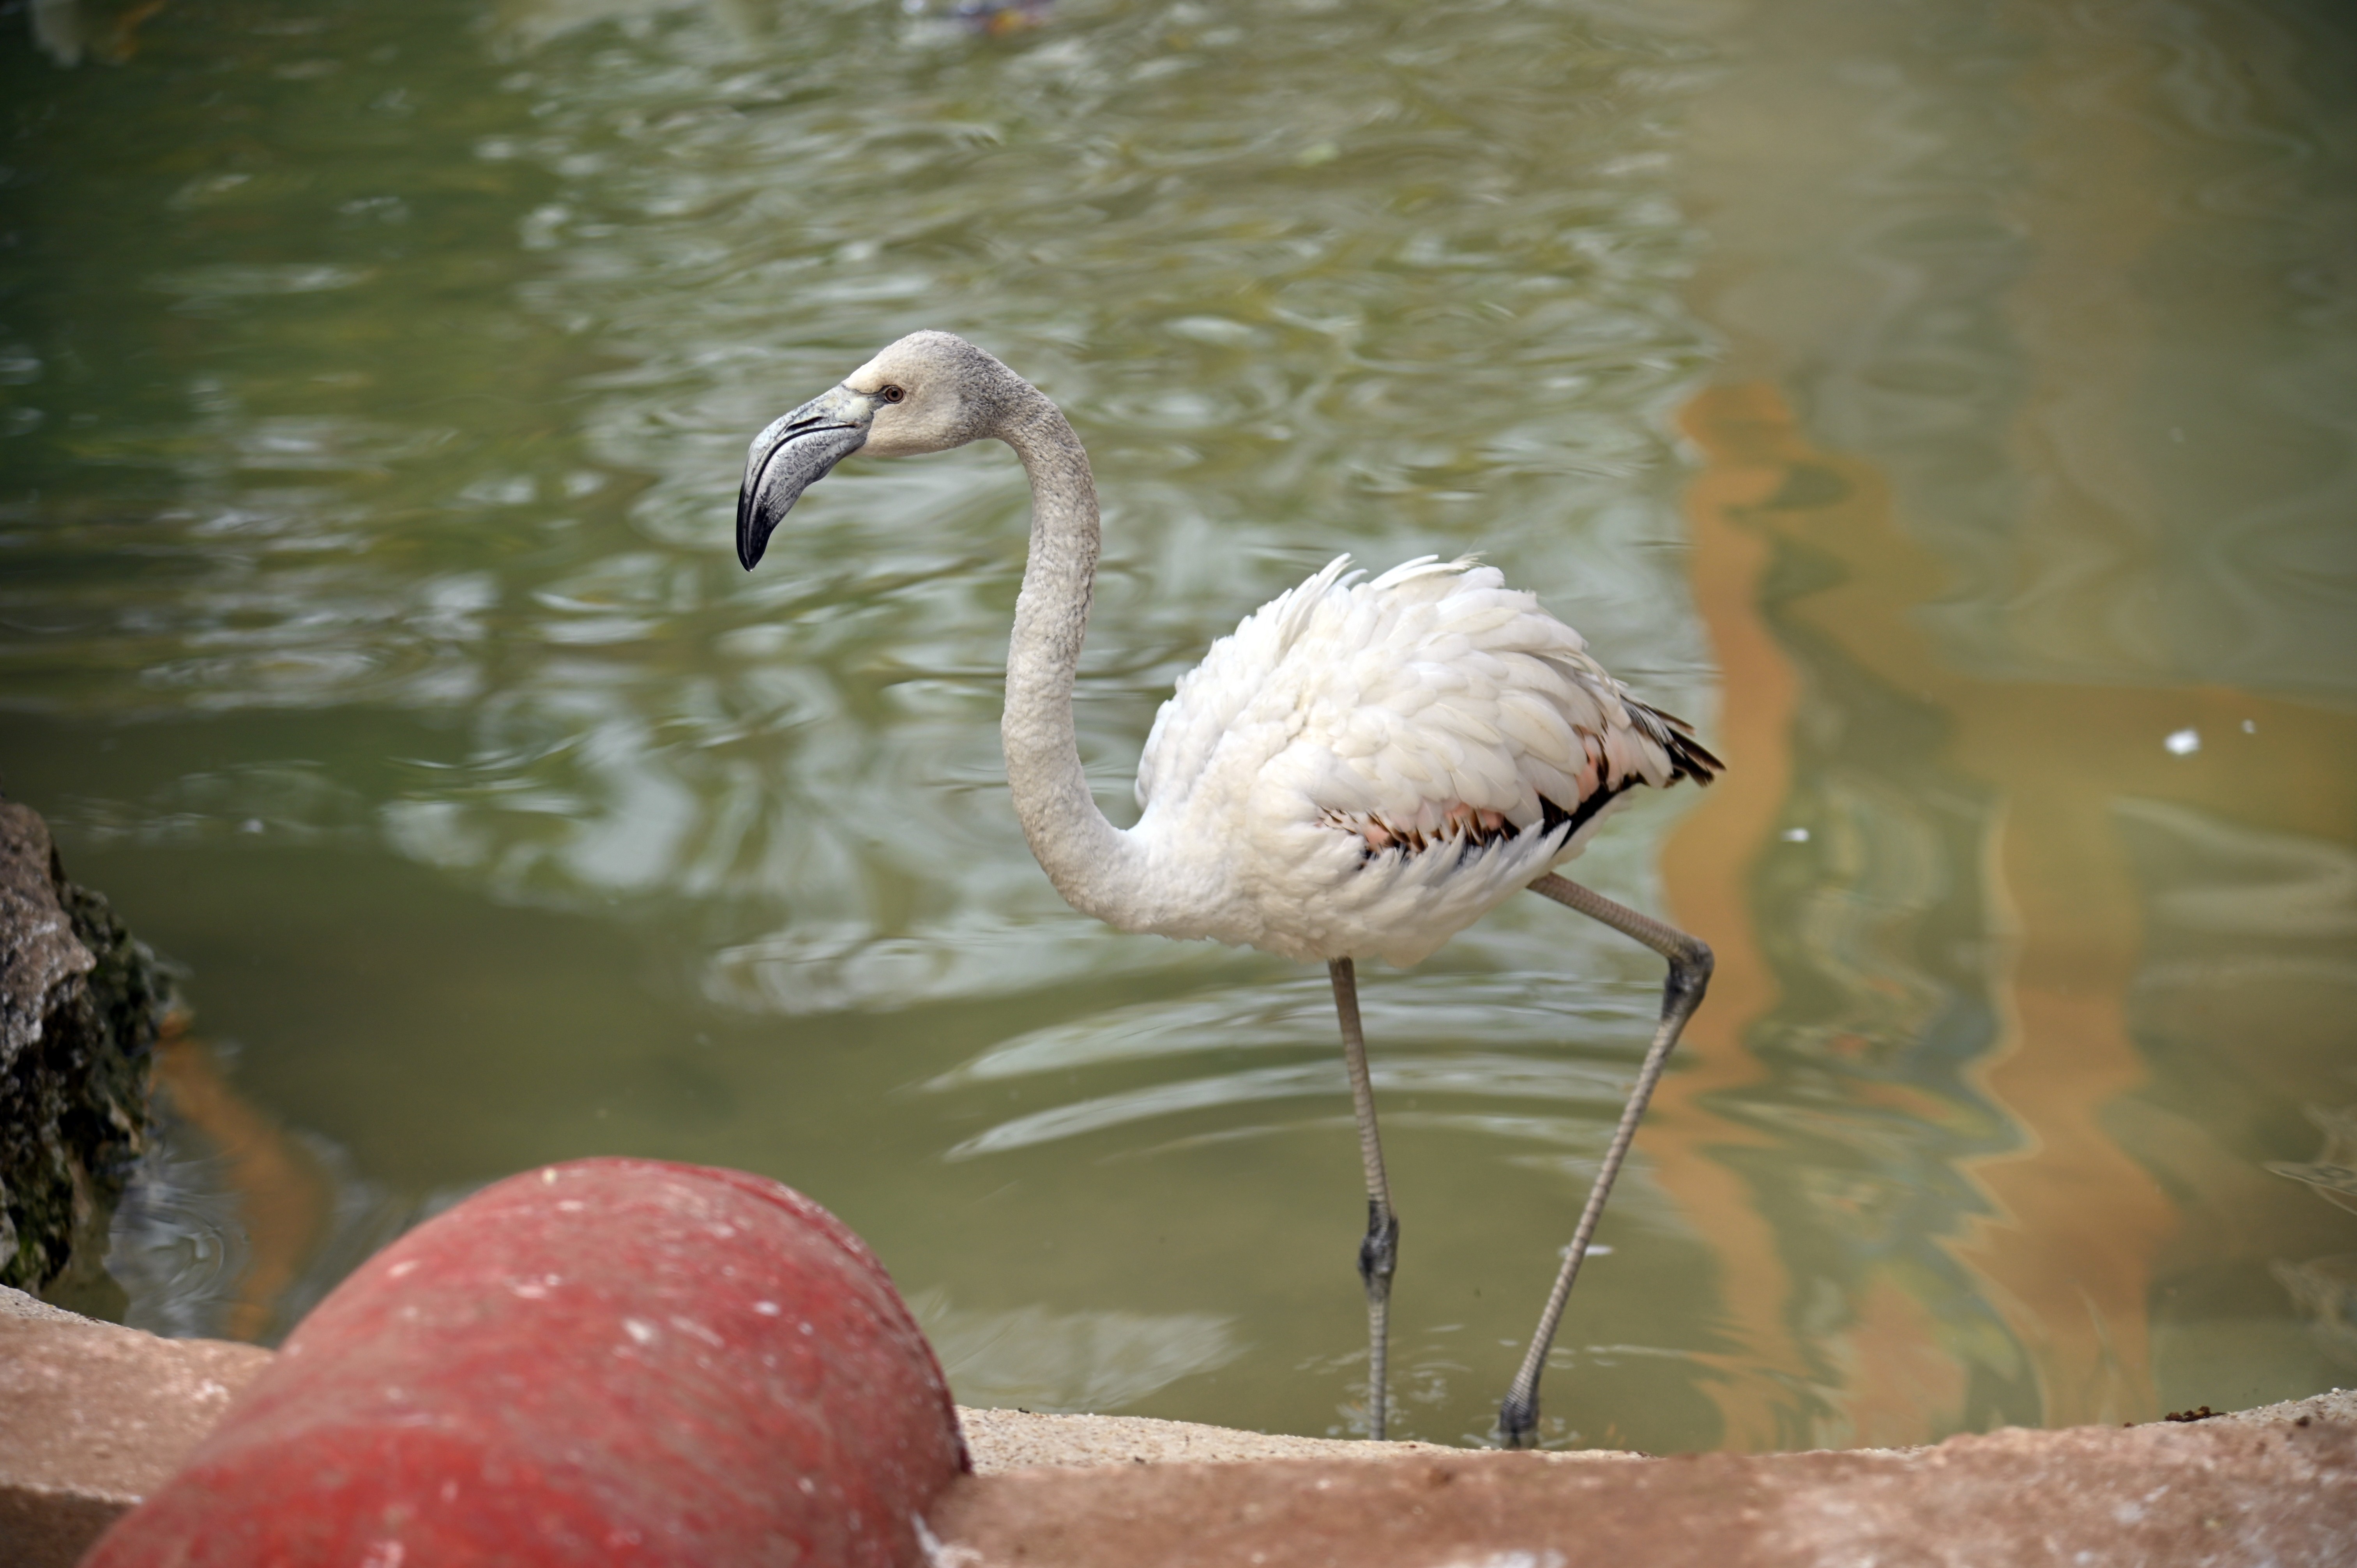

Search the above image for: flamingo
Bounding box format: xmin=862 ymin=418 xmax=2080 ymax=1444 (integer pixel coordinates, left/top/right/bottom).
xmin=735 ymin=330 xmax=1718 ymax=1446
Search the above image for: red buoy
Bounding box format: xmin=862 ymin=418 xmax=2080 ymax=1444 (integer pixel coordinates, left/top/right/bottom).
xmin=86 ymin=1158 xmax=967 ymax=1566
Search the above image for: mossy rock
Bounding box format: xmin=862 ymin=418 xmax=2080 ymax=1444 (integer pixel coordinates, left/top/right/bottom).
xmin=0 ymin=799 xmax=164 ymax=1298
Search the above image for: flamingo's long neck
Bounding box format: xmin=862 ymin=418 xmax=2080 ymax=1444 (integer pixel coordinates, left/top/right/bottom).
xmin=993 ymin=386 xmax=1149 ymax=927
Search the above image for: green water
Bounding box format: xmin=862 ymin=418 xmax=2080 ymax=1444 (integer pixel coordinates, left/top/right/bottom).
xmin=4 ymin=0 xmax=2353 ymax=1450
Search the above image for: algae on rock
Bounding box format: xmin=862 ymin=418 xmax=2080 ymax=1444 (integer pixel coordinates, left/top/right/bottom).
xmin=0 ymin=799 xmax=163 ymax=1306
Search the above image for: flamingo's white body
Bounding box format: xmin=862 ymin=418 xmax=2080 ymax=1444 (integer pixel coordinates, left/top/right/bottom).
xmin=736 ymin=331 xmax=1717 ymax=1446
xmin=1127 ymin=553 xmax=1709 ymax=967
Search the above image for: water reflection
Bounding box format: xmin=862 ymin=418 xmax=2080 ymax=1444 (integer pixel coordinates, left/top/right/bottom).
xmin=2268 ymin=1106 xmax=2357 ymax=1219
xmin=935 ymin=974 xmax=1657 ymax=1081
xmin=109 ymin=1022 xmax=454 ymax=1344
xmin=910 ymin=1289 xmax=1244 ymax=1412
xmin=1660 ymin=373 xmax=2357 ymax=1446
xmin=932 ymin=975 xmax=1655 ymax=1157
xmin=1 ymin=0 xmax=2351 ymax=1449
xmin=1640 ymin=0 xmax=2357 ymax=1447
xmin=2269 ymin=1097 xmax=2357 ymax=1372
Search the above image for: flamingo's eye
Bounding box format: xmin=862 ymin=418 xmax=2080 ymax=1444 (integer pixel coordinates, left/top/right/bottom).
xmin=878 ymin=385 xmax=907 ymax=404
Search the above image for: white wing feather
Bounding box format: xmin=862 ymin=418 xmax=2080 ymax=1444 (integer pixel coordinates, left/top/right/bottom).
xmin=1138 ymin=554 xmax=1679 ymax=826
xmin=1124 ymin=556 xmax=1709 ymax=966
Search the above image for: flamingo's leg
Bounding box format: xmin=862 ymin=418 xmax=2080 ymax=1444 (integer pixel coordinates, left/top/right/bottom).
xmin=1330 ymin=956 xmax=1400 ymax=1441
xmin=1497 ymin=872 xmax=1712 ymax=1449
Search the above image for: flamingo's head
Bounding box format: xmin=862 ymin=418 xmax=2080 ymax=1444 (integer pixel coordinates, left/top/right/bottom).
xmin=735 ymin=330 xmax=1017 ymax=570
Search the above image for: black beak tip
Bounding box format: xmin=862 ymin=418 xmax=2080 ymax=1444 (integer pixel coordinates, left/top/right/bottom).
xmin=736 ymin=410 xmax=864 ymax=572
xmin=735 ymin=486 xmax=769 ymax=572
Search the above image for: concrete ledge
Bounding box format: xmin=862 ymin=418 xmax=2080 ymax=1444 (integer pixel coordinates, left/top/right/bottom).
xmin=7 ymin=1285 xmax=2352 ymax=1567
xmin=956 ymin=1406 xmax=1656 ymax=1473
xmin=1 ymin=1288 xmax=271 ymax=1568
xmin=931 ymin=1394 xmax=2357 ymax=1566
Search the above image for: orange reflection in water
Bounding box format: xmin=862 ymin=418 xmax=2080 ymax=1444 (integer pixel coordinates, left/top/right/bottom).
xmin=1647 ymin=381 xmax=2357 ymax=1447
xmin=152 ymin=1016 xmax=332 ymax=1343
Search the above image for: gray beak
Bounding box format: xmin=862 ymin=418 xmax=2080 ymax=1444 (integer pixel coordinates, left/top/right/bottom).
xmin=736 ymin=387 xmax=875 ymax=570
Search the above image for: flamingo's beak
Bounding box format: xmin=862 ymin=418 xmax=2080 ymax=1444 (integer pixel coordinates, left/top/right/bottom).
xmin=736 ymin=386 xmax=875 ymax=570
